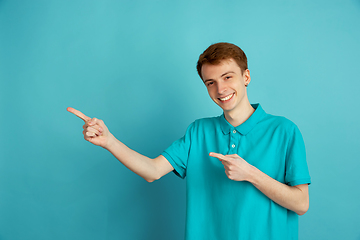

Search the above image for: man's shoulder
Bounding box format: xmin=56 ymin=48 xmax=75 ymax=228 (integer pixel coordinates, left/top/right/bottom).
xmin=261 ymin=112 xmax=299 ymax=132
xmin=192 ymin=115 xmax=222 ymax=126
xmin=186 ymin=115 xmax=222 ymax=131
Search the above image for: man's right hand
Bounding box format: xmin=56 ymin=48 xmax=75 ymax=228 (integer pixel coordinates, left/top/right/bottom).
xmin=67 ymin=107 xmax=174 ymax=182
xmin=67 ymin=107 xmax=114 ymax=148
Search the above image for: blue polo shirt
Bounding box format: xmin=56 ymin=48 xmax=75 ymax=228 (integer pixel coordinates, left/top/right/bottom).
xmin=162 ymin=104 xmax=311 ymax=240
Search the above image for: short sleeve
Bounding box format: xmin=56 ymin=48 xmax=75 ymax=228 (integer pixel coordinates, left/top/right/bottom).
xmin=285 ymin=124 xmax=311 ymax=186
xmin=161 ymin=122 xmax=194 ymax=179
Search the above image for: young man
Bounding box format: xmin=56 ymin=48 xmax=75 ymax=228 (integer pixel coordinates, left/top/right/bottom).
xmin=68 ymin=42 xmax=311 ymax=240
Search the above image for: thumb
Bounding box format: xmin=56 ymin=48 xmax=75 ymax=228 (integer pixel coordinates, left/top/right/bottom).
xmin=88 ymin=118 xmax=108 ymax=133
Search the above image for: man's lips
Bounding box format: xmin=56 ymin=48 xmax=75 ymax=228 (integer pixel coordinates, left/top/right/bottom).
xmin=218 ymin=93 xmax=234 ymax=102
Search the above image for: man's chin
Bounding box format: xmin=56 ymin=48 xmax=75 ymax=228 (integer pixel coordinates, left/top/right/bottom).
xmin=217 ymin=105 xmax=233 ymax=113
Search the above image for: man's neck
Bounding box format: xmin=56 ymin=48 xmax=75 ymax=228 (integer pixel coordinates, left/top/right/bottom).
xmin=224 ymin=102 xmax=255 ymax=127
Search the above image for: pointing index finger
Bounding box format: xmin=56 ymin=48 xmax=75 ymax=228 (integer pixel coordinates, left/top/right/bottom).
xmin=67 ymin=107 xmax=91 ymax=122
xmin=209 ymin=152 xmax=228 ymax=161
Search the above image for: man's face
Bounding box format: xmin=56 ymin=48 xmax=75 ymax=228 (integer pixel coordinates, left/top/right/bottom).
xmin=201 ymin=58 xmax=250 ymax=115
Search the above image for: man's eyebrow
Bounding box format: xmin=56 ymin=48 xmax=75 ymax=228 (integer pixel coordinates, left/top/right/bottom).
xmin=203 ymin=71 xmax=235 ymax=83
xmin=221 ymin=71 xmax=235 ymax=77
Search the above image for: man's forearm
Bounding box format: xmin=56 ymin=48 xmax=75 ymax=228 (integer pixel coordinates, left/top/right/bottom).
xmin=105 ymin=135 xmax=172 ymax=182
xmin=247 ymin=165 xmax=309 ymax=215
xmin=210 ymin=152 xmax=309 ymax=215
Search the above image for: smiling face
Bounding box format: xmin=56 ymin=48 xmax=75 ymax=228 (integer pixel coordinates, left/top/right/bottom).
xmin=201 ymin=58 xmax=251 ymax=117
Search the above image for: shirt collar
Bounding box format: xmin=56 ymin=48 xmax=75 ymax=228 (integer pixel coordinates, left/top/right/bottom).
xmin=220 ymin=103 xmax=266 ymax=135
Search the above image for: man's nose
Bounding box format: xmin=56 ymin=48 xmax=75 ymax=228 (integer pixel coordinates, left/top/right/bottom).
xmin=217 ymin=81 xmax=227 ymax=94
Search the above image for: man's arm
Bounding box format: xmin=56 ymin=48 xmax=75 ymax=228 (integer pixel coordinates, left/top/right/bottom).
xmin=105 ymin=137 xmax=174 ymax=182
xmin=67 ymin=107 xmax=174 ymax=182
xmin=210 ymin=152 xmax=309 ymax=215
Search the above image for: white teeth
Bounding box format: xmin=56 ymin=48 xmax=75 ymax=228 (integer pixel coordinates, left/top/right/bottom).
xmin=219 ymin=93 xmax=234 ymax=101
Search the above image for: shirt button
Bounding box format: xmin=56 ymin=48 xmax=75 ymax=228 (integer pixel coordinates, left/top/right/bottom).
xmin=233 ymin=130 xmax=236 ymax=134
xmin=232 ymin=144 xmax=235 ymax=148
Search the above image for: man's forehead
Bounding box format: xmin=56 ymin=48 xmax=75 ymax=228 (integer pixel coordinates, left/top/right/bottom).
xmin=201 ymin=59 xmax=241 ymax=78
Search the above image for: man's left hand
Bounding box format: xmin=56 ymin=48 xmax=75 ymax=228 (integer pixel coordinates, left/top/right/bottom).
xmin=209 ymin=152 xmax=253 ymax=181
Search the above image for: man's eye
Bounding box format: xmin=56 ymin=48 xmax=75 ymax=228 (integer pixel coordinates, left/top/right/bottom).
xmin=225 ymin=76 xmax=232 ymax=80
xmin=207 ymin=82 xmax=214 ymax=86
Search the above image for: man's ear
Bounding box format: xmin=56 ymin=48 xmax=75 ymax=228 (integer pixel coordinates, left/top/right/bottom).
xmin=244 ymin=69 xmax=251 ymax=87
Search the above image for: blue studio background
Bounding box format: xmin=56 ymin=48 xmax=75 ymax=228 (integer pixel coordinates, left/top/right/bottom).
xmin=1 ymin=0 xmax=360 ymax=239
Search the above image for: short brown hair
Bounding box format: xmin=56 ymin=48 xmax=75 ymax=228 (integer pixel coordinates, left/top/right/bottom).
xmin=196 ymin=42 xmax=248 ymax=79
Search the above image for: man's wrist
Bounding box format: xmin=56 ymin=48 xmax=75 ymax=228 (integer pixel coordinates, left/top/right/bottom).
xmin=245 ymin=164 xmax=260 ymax=184
xmin=104 ymin=134 xmax=116 ymax=150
